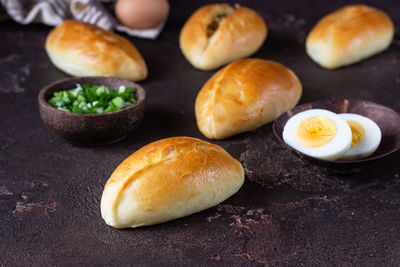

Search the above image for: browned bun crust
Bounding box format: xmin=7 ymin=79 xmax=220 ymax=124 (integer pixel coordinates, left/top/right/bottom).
xmin=180 ymin=4 xmax=267 ymax=70
xmin=45 ymin=20 xmax=147 ymax=81
xmin=101 ymin=137 xmax=244 ymax=228
xmin=195 ymin=58 xmax=302 ymax=139
xmin=306 ymin=4 xmax=394 ymax=69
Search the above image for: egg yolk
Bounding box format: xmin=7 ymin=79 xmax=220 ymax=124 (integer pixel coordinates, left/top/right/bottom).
xmin=347 ymin=120 xmax=365 ymax=147
xmin=296 ymin=116 xmax=337 ymax=148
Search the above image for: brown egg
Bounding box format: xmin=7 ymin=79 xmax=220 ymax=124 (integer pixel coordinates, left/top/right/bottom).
xmin=115 ymin=0 xmax=170 ymax=29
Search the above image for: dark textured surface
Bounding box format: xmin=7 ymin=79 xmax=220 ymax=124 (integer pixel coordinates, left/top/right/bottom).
xmin=38 ymin=77 xmax=146 ymax=145
xmin=1 ymin=0 xmax=400 ymax=266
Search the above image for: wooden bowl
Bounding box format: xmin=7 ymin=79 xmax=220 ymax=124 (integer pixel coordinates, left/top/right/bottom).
xmin=273 ymin=98 xmax=400 ymax=173
xmin=38 ymin=77 xmax=146 ymax=145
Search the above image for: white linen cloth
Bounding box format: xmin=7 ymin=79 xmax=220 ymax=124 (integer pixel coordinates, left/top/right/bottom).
xmin=0 ymin=0 xmax=165 ymax=39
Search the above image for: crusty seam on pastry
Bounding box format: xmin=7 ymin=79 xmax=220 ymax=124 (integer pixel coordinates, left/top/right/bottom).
xmin=209 ymin=89 xmax=217 ymax=138
xmin=209 ymin=66 xmax=229 ymax=138
xmin=110 ymin=158 xmax=173 ymax=221
xmin=205 ymin=13 xmax=229 ymax=38
xmin=109 ymin=143 xmax=225 ymax=222
xmin=203 ymin=6 xmax=234 ymax=52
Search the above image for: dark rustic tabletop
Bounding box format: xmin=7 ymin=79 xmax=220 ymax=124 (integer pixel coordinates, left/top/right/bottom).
xmin=1 ymin=0 xmax=400 ymax=266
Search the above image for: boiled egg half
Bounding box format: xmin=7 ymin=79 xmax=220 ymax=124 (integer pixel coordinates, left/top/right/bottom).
xmin=338 ymin=113 xmax=382 ymax=160
xmin=283 ymin=109 xmax=352 ymax=160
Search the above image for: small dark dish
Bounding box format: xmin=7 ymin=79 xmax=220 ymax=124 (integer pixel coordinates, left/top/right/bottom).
xmin=39 ymin=77 xmax=146 ymax=145
xmin=273 ymin=98 xmax=400 ymax=173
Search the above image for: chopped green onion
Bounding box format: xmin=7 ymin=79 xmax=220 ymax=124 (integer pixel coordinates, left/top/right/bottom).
xmin=112 ymin=97 xmax=123 ymax=109
xmin=47 ymin=83 xmax=137 ymax=114
xmin=118 ymin=85 xmax=126 ymax=94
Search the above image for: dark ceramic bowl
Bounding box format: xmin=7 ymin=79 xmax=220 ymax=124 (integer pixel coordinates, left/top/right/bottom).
xmin=273 ymin=98 xmax=400 ymax=173
xmin=38 ymin=77 xmax=146 ymax=145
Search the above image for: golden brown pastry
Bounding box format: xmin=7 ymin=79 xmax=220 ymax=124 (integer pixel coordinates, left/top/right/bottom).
xmin=306 ymin=5 xmax=394 ymax=69
xmin=195 ymin=58 xmax=302 ymax=139
xmin=101 ymin=137 xmax=244 ymax=228
xmin=179 ymin=4 xmax=267 ymax=71
xmin=45 ymin=20 xmax=147 ymax=81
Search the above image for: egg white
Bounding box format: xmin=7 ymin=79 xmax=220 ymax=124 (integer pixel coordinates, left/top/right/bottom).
xmin=283 ymin=109 xmax=352 ymax=160
xmin=338 ymin=113 xmax=382 ymax=160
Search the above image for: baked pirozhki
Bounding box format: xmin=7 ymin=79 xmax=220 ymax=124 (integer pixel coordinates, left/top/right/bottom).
xmin=195 ymin=58 xmax=302 ymax=139
xmin=101 ymin=137 xmax=244 ymax=228
xmin=45 ymin=20 xmax=147 ymax=81
xmin=306 ymin=5 xmax=394 ymax=69
xmin=179 ymin=4 xmax=267 ymax=71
